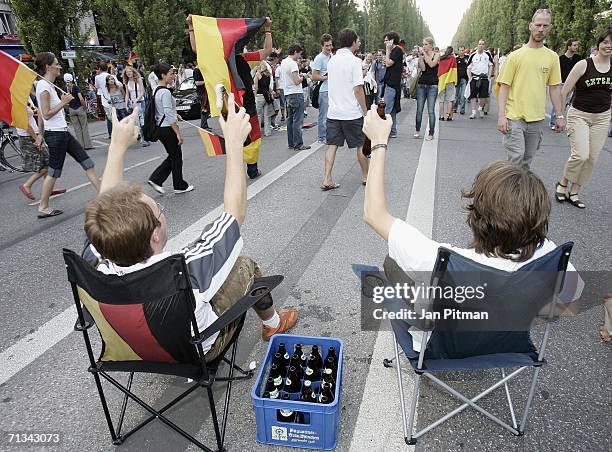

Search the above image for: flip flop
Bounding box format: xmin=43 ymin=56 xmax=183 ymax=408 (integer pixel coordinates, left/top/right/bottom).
xmin=51 ymin=188 xmax=67 ymax=196
xmin=19 ymin=184 xmax=35 ymax=200
xmin=321 ymin=183 xmax=340 ymax=191
xmin=37 ymin=209 xmax=63 ymax=219
xmin=362 ymin=180 xmax=367 ymax=186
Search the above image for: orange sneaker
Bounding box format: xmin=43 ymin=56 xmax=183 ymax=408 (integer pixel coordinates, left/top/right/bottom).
xmin=262 ymin=308 xmax=298 ymax=341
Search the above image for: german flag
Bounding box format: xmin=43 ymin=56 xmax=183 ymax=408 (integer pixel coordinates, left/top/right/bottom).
xmin=192 ymin=16 xmax=266 ymax=117
xmin=198 ymin=128 xmax=226 ymax=157
xmin=0 ymin=51 xmax=37 ymax=130
xmin=437 ymin=54 xmax=458 ymax=94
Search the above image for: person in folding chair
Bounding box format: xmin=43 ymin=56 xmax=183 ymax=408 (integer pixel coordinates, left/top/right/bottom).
xmin=361 ymin=106 xmax=584 ymax=444
xmin=70 ymin=99 xmax=298 ymax=450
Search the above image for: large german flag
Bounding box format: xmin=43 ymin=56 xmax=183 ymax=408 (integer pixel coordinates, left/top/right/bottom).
xmin=0 ymin=51 xmax=37 ymax=129
xmin=192 ymin=16 xmax=266 ymax=117
xmin=192 ymin=16 xmax=264 ymax=164
xmin=437 ymin=54 xmax=458 ymax=94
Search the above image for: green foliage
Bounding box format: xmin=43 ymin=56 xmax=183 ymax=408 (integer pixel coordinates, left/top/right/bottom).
xmin=452 ymin=0 xmax=608 ymax=55
xmin=365 ymin=0 xmax=431 ymax=51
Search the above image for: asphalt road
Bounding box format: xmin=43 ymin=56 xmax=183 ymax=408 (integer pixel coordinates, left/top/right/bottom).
xmin=0 ymin=98 xmax=610 ymax=452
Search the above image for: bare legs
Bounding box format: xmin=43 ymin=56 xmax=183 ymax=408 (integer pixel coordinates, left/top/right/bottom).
xmin=322 ymin=144 xmax=369 ymax=187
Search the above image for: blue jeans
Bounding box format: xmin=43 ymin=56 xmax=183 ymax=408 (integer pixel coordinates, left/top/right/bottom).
xmin=455 ymin=78 xmax=467 ymax=113
xmin=416 ymin=84 xmax=438 ymax=136
xmin=376 ymin=82 xmax=385 ymax=103
xmin=383 ymin=85 xmax=398 ymax=136
xmin=285 ymin=93 xmax=304 ymax=148
xmin=318 ymin=90 xmax=329 ymax=141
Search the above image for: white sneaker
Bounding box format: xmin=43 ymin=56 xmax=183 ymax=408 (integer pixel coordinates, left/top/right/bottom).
xmin=413 ymin=132 xmax=421 ymax=138
xmin=147 ymin=180 xmax=165 ymax=194
xmin=478 ymin=109 xmax=484 ymax=118
xmin=174 ymin=185 xmax=194 ymax=194
xmin=469 ymin=112 xmax=476 ymax=119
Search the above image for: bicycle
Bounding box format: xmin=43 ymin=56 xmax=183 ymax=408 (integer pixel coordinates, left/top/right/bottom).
xmin=0 ymin=124 xmax=28 ymax=173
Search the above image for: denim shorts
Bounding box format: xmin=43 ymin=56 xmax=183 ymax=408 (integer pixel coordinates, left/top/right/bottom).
xmin=44 ymin=130 xmax=94 ymax=178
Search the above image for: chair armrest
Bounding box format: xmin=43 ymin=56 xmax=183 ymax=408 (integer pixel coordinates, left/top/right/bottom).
xmin=191 ymin=275 xmax=284 ymax=345
xmin=74 ymin=305 xmax=95 ymax=331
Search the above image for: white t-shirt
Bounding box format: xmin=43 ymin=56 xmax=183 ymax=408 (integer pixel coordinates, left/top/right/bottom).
xmin=327 ymin=48 xmax=364 ymax=121
xmin=35 ymin=79 xmax=67 ymax=130
xmin=95 ymin=71 xmax=123 ymax=108
xmin=184 ymin=68 xmax=194 ymax=79
xmin=16 ymin=103 xmax=39 ymax=137
xmin=467 ymin=51 xmax=493 ymax=76
xmin=280 ymin=56 xmax=302 ymax=95
xmin=387 ymin=218 xmax=584 ymax=351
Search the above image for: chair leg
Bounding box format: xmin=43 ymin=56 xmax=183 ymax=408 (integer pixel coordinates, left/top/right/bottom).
xmin=519 ymin=366 xmax=542 ymax=434
xmin=394 ymin=335 xmax=418 ymax=445
xmin=501 ymin=369 xmax=518 ymax=429
xmin=221 ymin=357 xmax=254 ymax=376
xmin=220 ymin=340 xmax=239 ymax=447
xmin=91 ymin=371 xmax=119 ymax=444
xmin=116 ymin=372 xmax=134 ymax=437
xmin=207 ymin=384 xmax=224 ymax=452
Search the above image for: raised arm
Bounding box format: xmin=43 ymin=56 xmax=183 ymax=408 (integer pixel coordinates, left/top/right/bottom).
xmin=362 ymin=104 xmax=396 ymax=240
xmin=219 ymin=93 xmax=252 ymax=224
xmin=258 ymin=18 xmax=273 ymax=60
xmin=99 ymin=108 xmax=140 ymax=193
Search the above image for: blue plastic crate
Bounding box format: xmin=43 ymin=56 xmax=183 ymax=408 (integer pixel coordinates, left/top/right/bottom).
xmin=251 ymin=334 xmax=343 ymax=450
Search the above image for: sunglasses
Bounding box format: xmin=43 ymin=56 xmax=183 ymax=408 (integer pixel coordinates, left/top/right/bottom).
xmin=155 ymin=202 xmax=165 ymax=220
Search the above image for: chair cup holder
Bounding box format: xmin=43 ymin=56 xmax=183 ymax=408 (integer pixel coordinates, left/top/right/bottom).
xmin=250 ymin=287 xmax=269 ymax=297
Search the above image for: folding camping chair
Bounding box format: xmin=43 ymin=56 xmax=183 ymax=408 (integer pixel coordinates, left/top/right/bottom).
xmin=381 ymin=242 xmax=573 ymax=445
xmin=63 ymin=248 xmax=283 ymax=451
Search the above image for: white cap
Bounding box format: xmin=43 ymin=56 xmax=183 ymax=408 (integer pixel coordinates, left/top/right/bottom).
xmin=63 ymin=73 xmax=74 ymax=82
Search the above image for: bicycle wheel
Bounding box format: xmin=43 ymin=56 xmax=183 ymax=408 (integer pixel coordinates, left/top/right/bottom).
xmin=0 ymin=136 xmax=28 ymax=172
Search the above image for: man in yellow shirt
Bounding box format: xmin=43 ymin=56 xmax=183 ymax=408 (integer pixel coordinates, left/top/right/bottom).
xmin=497 ymin=8 xmax=565 ymax=167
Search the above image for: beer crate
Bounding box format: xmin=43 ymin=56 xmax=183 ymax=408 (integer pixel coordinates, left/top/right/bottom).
xmin=251 ymin=334 xmax=344 ymax=450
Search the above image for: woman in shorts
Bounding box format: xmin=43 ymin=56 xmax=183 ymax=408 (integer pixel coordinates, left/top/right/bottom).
xmin=34 ymin=52 xmax=100 ymax=218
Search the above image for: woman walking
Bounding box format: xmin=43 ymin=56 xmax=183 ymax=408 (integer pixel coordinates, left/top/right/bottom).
xmin=64 ymin=73 xmax=93 ymax=149
xmin=34 ymin=52 xmax=100 ymax=218
xmin=415 ymin=37 xmax=440 ymax=141
xmin=105 ymin=76 xmax=128 ymax=121
xmin=147 ymin=62 xmax=193 ymax=195
xmin=554 ymin=27 xmax=612 ymax=209
xmin=254 ymin=62 xmax=273 ymax=137
xmin=123 ymin=66 xmax=150 ymax=146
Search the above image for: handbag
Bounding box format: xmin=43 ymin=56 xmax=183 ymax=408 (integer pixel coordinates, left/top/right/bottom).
xmin=310 ymin=81 xmax=321 ymax=109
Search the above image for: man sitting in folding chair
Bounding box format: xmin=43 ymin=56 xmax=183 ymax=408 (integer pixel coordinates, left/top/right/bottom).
xmin=71 ymin=99 xmax=297 ymax=450
xmin=361 ymin=106 xmax=583 ymax=443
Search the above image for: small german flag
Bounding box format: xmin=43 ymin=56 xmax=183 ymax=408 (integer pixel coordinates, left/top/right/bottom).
xmin=198 ymin=128 xmax=226 ymax=157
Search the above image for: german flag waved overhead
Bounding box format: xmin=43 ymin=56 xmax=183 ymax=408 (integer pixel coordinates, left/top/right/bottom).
xmin=197 ymin=128 xmax=226 ymax=157
xmin=0 ymin=51 xmax=37 ymax=130
xmin=192 ymin=15 xmax=266 ymax=117
xmin=437 ymin=54 xmax=458 ymax=95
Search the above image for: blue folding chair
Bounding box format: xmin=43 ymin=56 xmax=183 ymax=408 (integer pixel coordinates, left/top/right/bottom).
xmin=377 ymin=242 xmax=574 ymax=444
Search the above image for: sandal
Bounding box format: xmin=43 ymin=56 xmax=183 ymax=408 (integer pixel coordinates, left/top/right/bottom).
xmin=19 ymin=184 xmax=35 ymax=201
xmin=554 ymin=182 xmax=567 ymax=203
xmin=600 ymin=322 xmax=612 ymax=342
xmin=566 ymin=193 xmax=585 ymax=209
xmin=321 ymin=183 xmax=340 ymax=191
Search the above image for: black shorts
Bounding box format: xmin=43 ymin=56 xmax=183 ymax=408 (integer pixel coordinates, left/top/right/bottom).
xmin=326 ymin=117 xmax=364 ymax=148
xmin=468 ymin=77 xmax=489 ymax=100
xmin=44 ymin=130 xmax=94 ymax=178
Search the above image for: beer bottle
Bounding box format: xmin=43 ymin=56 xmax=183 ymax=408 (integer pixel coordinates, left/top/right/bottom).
xmin=304 ymin=359 xmax=321 ymax=382
xmin=299 ymin=380 xmax=314 ymax=402
xmin=294 ymin=344 xmax=308 ymax=368
xmin=288 ymin=354 xmax=304 ymax=379
xmin=309 ymin=345 xmax=323 ymax=370
xmin=283 ymin=366 xmax=302 ymax=393
xmin=326 ymin=346 xmax=337 ymax=362
xmin=277 ymin=342 xmax=290 ymax=367
xmin=277 ymin=394 xmax=296 ymax=422
xmin=263 ymin=386 xmax=280 ymax=399
xmin=362 ymin=99 xmax=388 ymax=157
xmin=319 ymin=382 xmax=334 ymax=404
xmin=324 ymin=355 xmax=337 ymax=374
xmin=269 ymin=363 xmax=284 ymax=389
xmin=322 ymin=367 xmax=335 ymax=388
xmin=214 ymin=82 xmax=251 ymax=146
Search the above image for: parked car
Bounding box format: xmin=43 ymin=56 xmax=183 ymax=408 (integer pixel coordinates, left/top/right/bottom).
xmin=173 ymin=77 xmax=201 ymax=120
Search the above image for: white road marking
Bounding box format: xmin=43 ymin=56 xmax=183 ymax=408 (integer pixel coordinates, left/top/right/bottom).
xmin=27 ymin=156 xmax=162 ymax=206
xmin=349 ymin=118 xmax=439 ymax=451
xmin=0 ymin=142 xmax=323 ymax=386
xmin=92 ymin=139 xmax=107 ymax=147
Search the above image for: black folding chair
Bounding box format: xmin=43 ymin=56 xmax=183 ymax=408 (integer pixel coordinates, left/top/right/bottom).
xmin=63 ymin=248 xmax=283 ymax=451
xmin=357 ymin=242 xmax=574 ymax=444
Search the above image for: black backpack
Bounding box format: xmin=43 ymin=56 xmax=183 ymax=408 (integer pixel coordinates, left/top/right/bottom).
xmin=142 ymin=86 xmax=168 ymax=142
xmin=310 ymin=81 xmax=321 ymax=109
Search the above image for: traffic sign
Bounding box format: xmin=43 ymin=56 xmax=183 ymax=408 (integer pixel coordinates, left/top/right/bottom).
xmin=61 ymin=50 xmax=76 ymax=59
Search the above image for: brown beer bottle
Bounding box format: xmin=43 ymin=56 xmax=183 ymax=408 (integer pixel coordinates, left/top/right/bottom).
xmin=283 ymin=366 xmax=302 ymax=393
xmin=277 ymin=394 xmax=296 ymax=422
xmin=299 ymin=380 xmax=314 ymax=402
xmin=215 ymin=83 xmax=251 ymax=146
xmin=319 ymin=382 xmax=334 ymax=404
xmin=362 ymin=99 xmax=388 ymax=157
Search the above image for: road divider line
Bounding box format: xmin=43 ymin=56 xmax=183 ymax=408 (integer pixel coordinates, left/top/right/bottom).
xmin=0 ymin=142 xmax=323 ymax=386
xmin=349 ymin=117 xmax=438 ymax=451
xmin=27 ymin=156 xmax=162 ymax=206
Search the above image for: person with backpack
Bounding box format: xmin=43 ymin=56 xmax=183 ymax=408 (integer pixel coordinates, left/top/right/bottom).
xmin=146 ymin=62 xmax=193 ymax=195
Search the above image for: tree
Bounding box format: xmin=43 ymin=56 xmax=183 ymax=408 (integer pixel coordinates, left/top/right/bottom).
xmin=119 ymin=0 xmax=185 ymax=67
xmin=11 ymin=0 xmax=92 ymax=58
xmin=92 ymin=0 xmax=134 ymax=59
